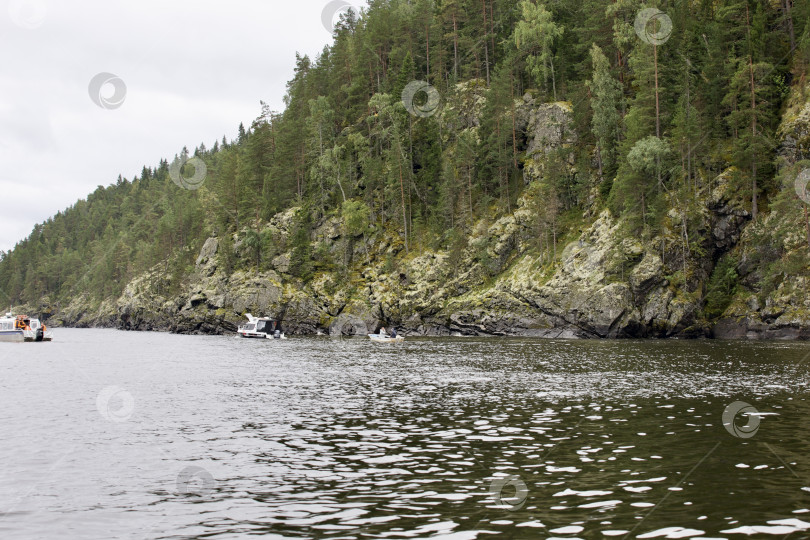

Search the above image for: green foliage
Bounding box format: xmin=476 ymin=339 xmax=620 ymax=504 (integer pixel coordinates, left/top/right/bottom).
xmin=626 ymin=136 xmax=671 ymax=175
xmin=587 ymin=43 xmax=622 ymax=178
xmin=289 ymin=208 xmax=313 ymax=281
xmin=704 ymin=255 xmax=739 ymax=320
xmin=218 ymin=234 xmax=235 ymax=276
xmin=242 ymin=230 xmax=261 ymax=270
xmin=515 ymin=0 xmax=563 ymax=99
xmin=341 ymin=199 xmax=370 ymax=237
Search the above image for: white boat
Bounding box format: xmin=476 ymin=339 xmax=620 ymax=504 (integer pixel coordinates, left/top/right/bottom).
xmin=368 ymin=333 xmax=404 ymax=342
xmin=238 ymin=314 xmax=286 ymax=339
xmin=0 ymin=313 xmax=53 ymax=342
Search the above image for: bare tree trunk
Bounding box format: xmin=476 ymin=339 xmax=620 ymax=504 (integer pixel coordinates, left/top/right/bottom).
xmin=784 ymin=0 xmax=796 ymax=51
xmin=652 ymin=43 xmax=663 ymax=193
xmin=502 ymin=167 xmax=510 ymax=213
xmin=481 ymin=0 xmax=490 ymax=86
xmin=685 ymin=58 xmax=693 ymax=194
xmin=453 ymin=13 xmax=458 ymax=80
xmin=489 ymin=0 xmax=496 ymax=65
xmin=596 ymin=144 xmax=604 ymax=182
xmin=426 ymin=23 xmax=430 ymax=81
xmin=510 ymin=69 xmax=518 ymax=168
xmin=467 ymin=167 xmax=474 ymax=226
xmin=552 ymin=218 xmax=557 ymax=261
xmin=496 ymin=116 xmax=511 ymax=213
xmin=654 ymin=44 xmax=660 ymax=139
xmin=804 ymin=203 xmax=810 ymax=250
xmin=550 ymin=56 xmax=557 ymax=101
xmin=335 ymin=158 xmax=346 ymax=202
xmin=681 ymin=212 xmax=689 ymax=272
xmin=399 ymin=159 xmax=409 ymax=253
xmin=748 ymin=55 xmax=758 ymax=220
xmin=746 ymin=5 xmax=758 ymax=221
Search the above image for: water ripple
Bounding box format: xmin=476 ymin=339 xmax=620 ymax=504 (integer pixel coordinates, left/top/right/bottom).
xmin=1 ymin=331 xmax=808 ymax=539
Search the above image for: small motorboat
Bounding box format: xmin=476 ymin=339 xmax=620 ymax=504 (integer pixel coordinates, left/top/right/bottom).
xmin=238 ymin=314 xmax=286 ymax=339
xmin=0 ymin=312 xmax=53 ymax=342
xmin=368 ymin=333 xmax=404 ymax=342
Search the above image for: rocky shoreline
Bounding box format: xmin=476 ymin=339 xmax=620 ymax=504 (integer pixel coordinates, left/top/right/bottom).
xmin=31 ymin=200 xmax=810 ymax=340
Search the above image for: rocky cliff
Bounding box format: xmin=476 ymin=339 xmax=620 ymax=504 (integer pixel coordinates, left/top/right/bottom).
xmin=27 ymin=86 xmax=810 ymax=339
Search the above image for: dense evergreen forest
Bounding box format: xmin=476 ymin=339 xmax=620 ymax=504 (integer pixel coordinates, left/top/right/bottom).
xmin=2 ymin=0 xmax=810 ymax=335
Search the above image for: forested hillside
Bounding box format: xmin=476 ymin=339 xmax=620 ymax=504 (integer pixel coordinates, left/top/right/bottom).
xmin=3 ymin=0 xmax=810 ymax=338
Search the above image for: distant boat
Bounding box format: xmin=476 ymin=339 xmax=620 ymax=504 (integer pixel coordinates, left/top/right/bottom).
xmin=368 ymin=333 xmax=404 ymax=343
xmin=238 ymin=314 xmax=286 ymax=339
xmin=0 ymin=313 xmax=53 ymax=342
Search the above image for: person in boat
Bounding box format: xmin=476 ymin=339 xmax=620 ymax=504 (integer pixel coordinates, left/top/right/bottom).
xmin=379 ymin=326 xmax=387 ymax=336
xmin=389 ymin=327 xmax=398 ymax=338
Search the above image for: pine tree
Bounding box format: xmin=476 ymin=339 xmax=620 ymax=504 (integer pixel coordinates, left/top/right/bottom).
xmin=587 ymin=44 xmax=622 ymax=181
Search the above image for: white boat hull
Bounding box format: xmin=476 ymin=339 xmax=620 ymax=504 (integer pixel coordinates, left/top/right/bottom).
xmin=368 ymin=334 xmax=404 ymax=342
xmin=239 ymin=331 xmax=286 ymax=339
xmin=23 ymin=330 xmax=53 ymax=342
xmin=239 ymin=331 xmax=267 ymax=338
xmin=0 ymin=330 xmax=24 ymax=343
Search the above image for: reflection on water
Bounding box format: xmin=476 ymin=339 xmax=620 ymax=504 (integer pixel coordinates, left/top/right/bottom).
xmin=1 ymin=330 xmax=809 ymax=539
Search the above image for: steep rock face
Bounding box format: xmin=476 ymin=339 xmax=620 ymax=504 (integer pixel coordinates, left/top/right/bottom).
xmin=707 ymin=171 xmax=751 ymax=255
xmin=711 ymin=87 xmax=810 ymax=339
xmin=329 ymin=301 xmax=379 ymax=336
xmin=436 ymin=210 xmax=699 ymax=338
xmin=714 ymin=271 xmax=810 ymax=340
xmin=778 ymin=100 xmax=810 ymax=164
xmin=89 ymin=193 xmax=717 ymax=338
xmin=713 ymin=211 xmax=810 ymax=340
xmin=525 ymin=101 xmax=576 ymax=158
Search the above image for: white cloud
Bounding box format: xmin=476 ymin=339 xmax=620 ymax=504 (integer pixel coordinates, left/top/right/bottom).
xmin=0 ymin=0 xmax=338 ymax=251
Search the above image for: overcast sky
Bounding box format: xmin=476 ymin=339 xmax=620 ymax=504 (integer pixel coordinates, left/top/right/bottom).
xmin=0 ymin=0 xmax=358 ymax=251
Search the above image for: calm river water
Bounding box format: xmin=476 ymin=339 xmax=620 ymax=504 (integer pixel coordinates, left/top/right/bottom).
xmin=2 ymin=329 xmax=810 ymax=539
